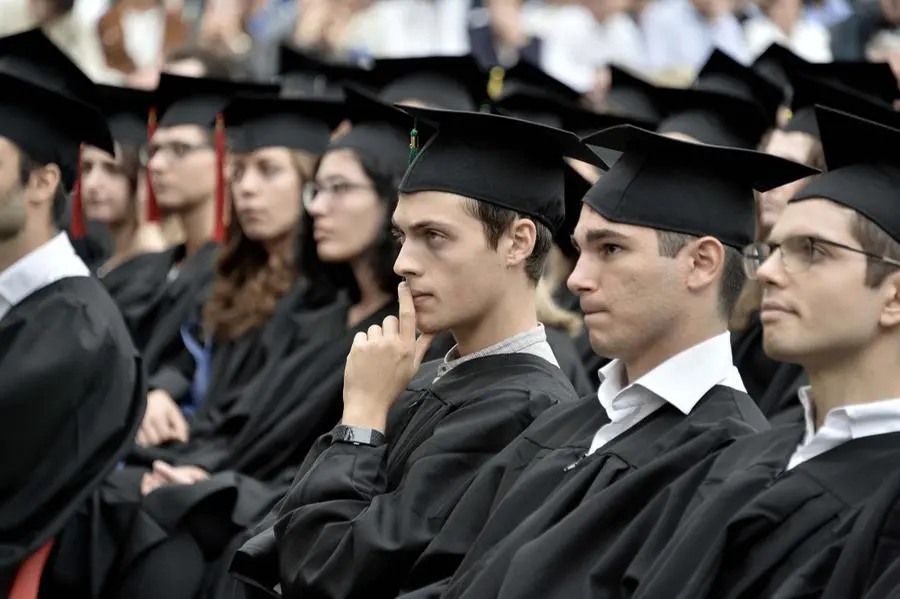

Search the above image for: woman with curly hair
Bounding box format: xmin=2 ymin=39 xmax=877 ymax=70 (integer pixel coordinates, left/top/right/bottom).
xmin=103 ymin=86 xmax=412 ymax=599
xmin=132 ymin=94 xmax=343 ymax=452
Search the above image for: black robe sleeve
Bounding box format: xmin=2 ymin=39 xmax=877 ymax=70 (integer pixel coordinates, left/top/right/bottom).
xmin=274 ymin=357 xmax=575 ymax=599
xmin=0 ymin=277 xmax=145 ymax=591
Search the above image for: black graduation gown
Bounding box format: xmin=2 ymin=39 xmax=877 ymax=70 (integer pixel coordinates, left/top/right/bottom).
xmin=424 ymin=327 xmax=593 ymax=397
xmin=113 ymin=242 xmax=218 ymax=401
xmin=630 ymin=429 xmax=900 ymax=599
xmin=58 ymin=293 xmax=397 ymax=599
xmin=0 ymin=276 xmax=145 ymax=596
xmin=267 ymin=353 xmax=578 ymax=599
xmin=399 ymin=385 xmax=768 ymax=599
xmin=772 ymin=469 xmax=900 ymax=599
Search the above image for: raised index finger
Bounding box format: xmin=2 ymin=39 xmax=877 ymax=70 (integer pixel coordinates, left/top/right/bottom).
xmin=398 ymin=281 xmax=417 ymax=342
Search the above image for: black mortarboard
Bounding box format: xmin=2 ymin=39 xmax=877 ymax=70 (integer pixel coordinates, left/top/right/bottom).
xmin=557 ymin=163 xmax=593 ymax=258
xmin=801 ymin=61 xmax=899 ymax=104
xmin=222 ymin=95 xmax=344 ymax=154
xmin=95 ymin=84 xmax=153 ymax=147
xmin=399 ymin=107 xmax=605 ymax=232
xmin=154 ymin=73 xmax=279 ymax=129
xmin=751 ymin=43 xmax=807 ymax=103
xmin=656 ymin=49 xmax=783 ymax=148
xmin=582 ymin=125 xmax=819 ymax=248
xmin=486 ymin=59 xmax=583 ymax=104
xmin=329 ymin=84 xmax=413 ymax=169
xmin=278 ymin=43 xmax=371 ymax=99
xmin=363 ymin=54 xmax=488 ymax=111
xmin=493 ymin=82 xmax=656 ymax=133
xmin=792 ymin=106 xmax=900 ymax=242
xmin=0 ymin=28 xmax=99 ymax=107
xmin=784 ymin=74 xmax=896 ymax=137
xmin=693 ymin=49 xmax=784 ymax=118
xmin=606 ymin=66 xmax=668 ymax=123
xmin=0 ymin=75 xmax=111 ymax=190
xmin=493 ymin=83 xmax=649 ymax=164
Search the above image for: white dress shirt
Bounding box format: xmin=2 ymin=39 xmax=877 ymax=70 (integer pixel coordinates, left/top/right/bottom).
xmin=0 ymin=233 xmax=90 ymax=322
xmin=786 ymin=387 xmax=900 ymax=470
xmin=587 ymin=332 xmax=746 ymax=455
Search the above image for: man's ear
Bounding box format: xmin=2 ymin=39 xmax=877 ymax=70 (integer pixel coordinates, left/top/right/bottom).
xmin=684 ymin=236 xmax=725 ymax=293
xmin=879 ymin=270 xmax=900 ymax=329
xmin=27 ymin=163 xmax=62 ymax=208
xmin=506 ymin=218 xmax=537 ymax=268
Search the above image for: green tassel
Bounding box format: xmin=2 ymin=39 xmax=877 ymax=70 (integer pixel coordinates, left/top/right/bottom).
xmin=408 ymin=126 xmax=419 ymax=165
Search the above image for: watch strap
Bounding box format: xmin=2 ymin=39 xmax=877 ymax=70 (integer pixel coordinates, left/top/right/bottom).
xmin=332 ymin=425 xmax=387 ymax=447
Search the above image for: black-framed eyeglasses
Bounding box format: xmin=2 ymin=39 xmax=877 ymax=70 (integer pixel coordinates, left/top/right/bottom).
xmin=742 ymin=235 xmax=900 ymax=279
xmin=302 ymin=181 xmax=375 ymax=210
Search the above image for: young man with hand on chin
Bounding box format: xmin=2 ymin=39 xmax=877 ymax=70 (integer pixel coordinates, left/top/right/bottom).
xmin=253 ymin=109 xmax=603 ymax=599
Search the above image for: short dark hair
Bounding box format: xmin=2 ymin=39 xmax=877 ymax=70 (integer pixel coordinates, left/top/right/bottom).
xmin=849 ymin=212 xmax=900 ymax=287
xmin=16 ymin=148 xmax=66 ymax=226
xmin=463 ymin=199 xmax=552 ymax=283
xmin=656 ymin=230 xmax=745 ymax=320
xmin=164 ymin=45 xmax=237 ymax=79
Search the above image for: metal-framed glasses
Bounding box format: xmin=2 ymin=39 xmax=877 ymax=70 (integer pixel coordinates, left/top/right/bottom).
xmin=742 ymin=235 xmax=900 ymax=279
xmin=302 ymin=181 xmax=374 ymax=210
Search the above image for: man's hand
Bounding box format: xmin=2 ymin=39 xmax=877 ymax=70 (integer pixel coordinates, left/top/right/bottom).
xmin=342 ymin=282 xmax=434 ymax=432
xmin=137 ymin=389 xmax=189 ymax=447
xmin=153 ymin=461 xmax=209 ymax=484
xmin=140 ymin=461 xmax=209 ymax=496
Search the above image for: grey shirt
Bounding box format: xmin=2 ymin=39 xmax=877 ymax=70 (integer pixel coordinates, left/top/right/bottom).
xmin=435 ymin=324 xmax=559 ymax=381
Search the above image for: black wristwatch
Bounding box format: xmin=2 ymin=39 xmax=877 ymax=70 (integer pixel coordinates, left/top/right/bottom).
xmin=332 ymin=425 xmax=387 ymax=447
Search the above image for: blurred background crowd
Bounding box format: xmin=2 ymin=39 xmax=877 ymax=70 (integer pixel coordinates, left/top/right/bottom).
xmin=1 ymin=0 xmax=899 ymax=103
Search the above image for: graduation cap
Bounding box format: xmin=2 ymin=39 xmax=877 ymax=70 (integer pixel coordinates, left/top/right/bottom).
xmin=328 ymin=84 xmax=415 ymax=171
xmin=399 ymin=107 xmax=605 ymax=232
xmin=605 ymin=65 xmax=668 ymax=124
xmin=493 ymin=82 xmax=656 ymax=133
xmin=493 ymin=83 xmax=648 ymax=165
xmin=278 ymin=43 xmax=371 ymax=99
xmin=655 ymin=50 xmax=784 ymax=149
xmin=751 ymin=43 xmax=807 ymax=104
xmin=581 ymin=125 xmax=820 ymax=248
xmin=556 ymin=163 xmax=593 ymax=258
xmin=0 ymin=75 xmax=111 ymax=189
xmin=801 ymin=61 xmax=899 ymax=104
xmin=792 ymin=106 xmax=900 ymax=242
xmin=784 ymin=74 xmax=897 ymax=138
xmin=222 ymin=95 xmax=345 ymax=154
xmin=94 ymin=84 xmax=154 ymax=147
xmin=360 ymin=54 xmax=488 ymax=112
xmin=486 ymin=59 xmax=583 ymax=104
xmin=153 ymin=73 xmax=279 ymax=129
xmin=0 ymin=28 xmax=99 ymax=107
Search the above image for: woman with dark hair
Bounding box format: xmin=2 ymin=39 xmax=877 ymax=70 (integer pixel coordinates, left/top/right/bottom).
xmin=100 ymin=86 xmax=410 ymax=599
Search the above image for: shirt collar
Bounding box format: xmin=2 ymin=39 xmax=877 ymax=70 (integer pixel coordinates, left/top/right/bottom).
xmin=0 ymin=233 xmax=89 ymax=313
xmin=797 ymin=386 xmax=900 ymax=442
xmin=438 ymin=324 xmax=548 ymax=379
xmin=597 ymin=332 xmax=739 ymax=418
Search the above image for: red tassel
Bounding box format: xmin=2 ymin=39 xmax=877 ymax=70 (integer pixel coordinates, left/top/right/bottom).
xmin=213 ymin=113 xmax=226 ymax=243
xmin=145 ymin=106 xmax=160 ymax=223
xmin=70 ymin=144 xmax=85 ymax=239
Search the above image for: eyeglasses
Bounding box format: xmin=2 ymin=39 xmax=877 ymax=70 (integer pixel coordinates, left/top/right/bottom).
xmin=140 ymin=142 xmax=212 ymax=166
xmin=302 ymin=181 xmax=374 ymax=210
xmin=742 ymin=235 xmax=900 ymax=279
